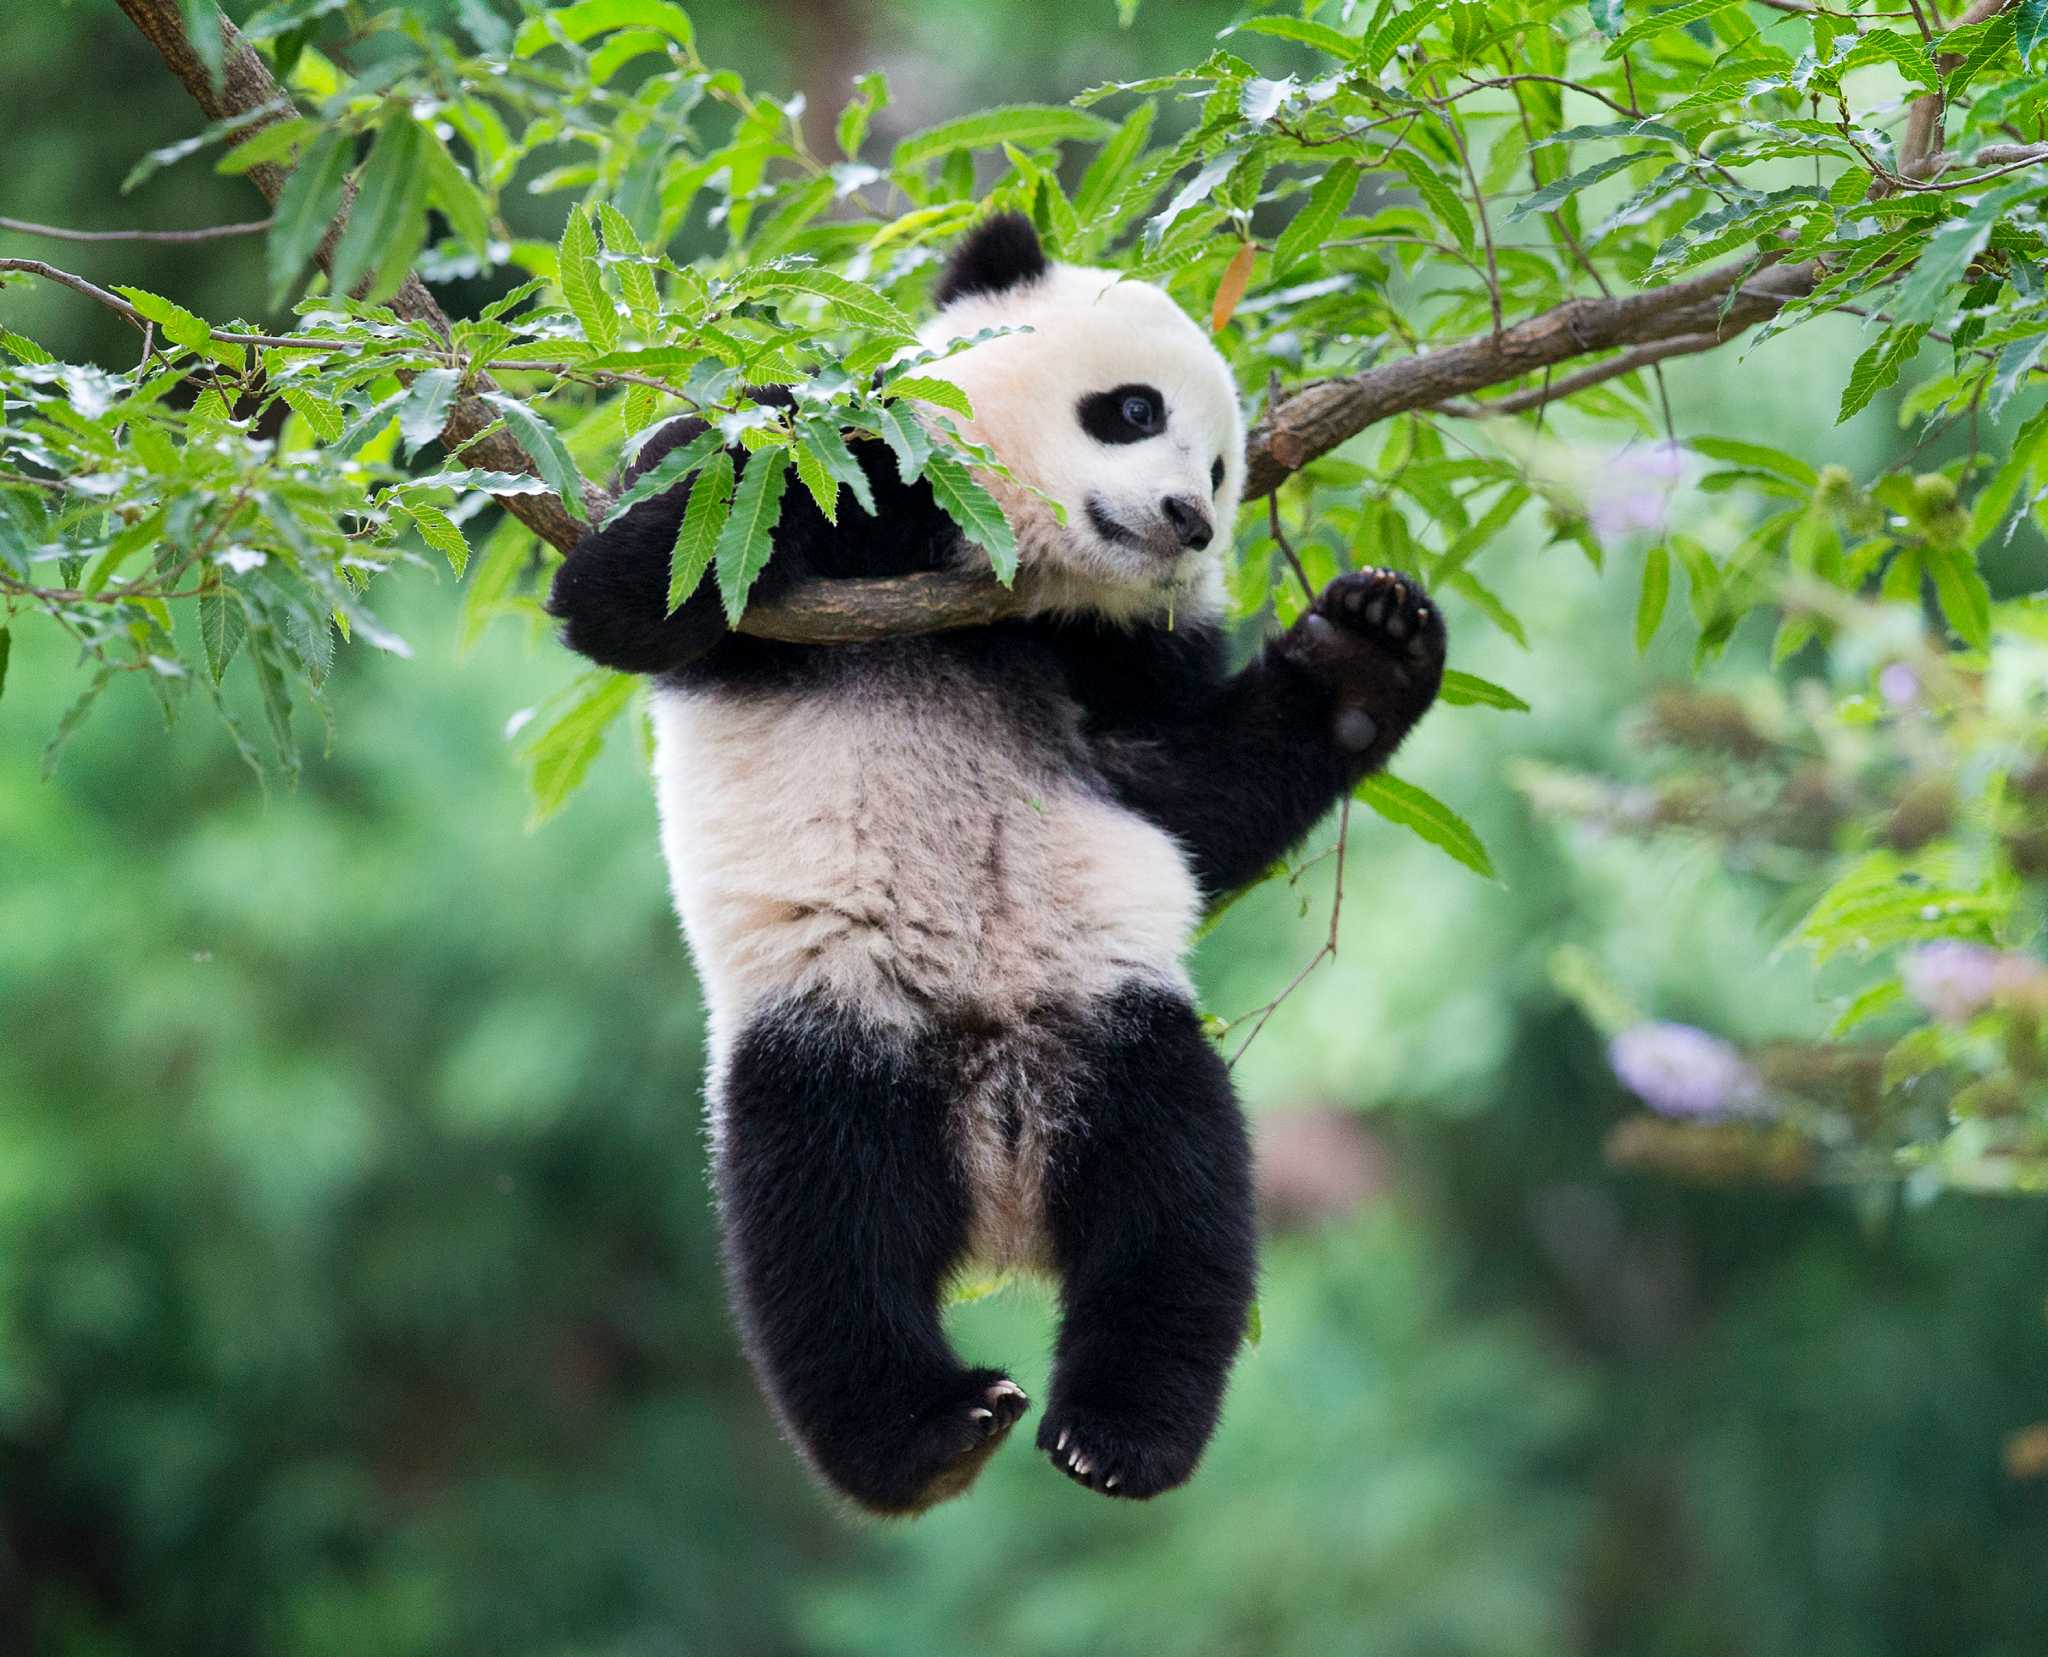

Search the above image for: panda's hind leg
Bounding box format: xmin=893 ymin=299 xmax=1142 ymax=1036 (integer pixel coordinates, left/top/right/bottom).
xmin=715 ymin=998 xmax=1028 ymax=1516
xmin=1036 ymin=984 xmax=1257 ymax=1499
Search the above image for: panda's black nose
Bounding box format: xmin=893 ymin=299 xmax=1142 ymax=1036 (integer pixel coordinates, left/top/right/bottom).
xmin=1160 ymin=495 xmax=1213 ymax=551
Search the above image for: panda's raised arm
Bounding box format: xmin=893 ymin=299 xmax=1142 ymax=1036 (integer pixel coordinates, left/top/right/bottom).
xmin=1072 ymin=569 xmax=1448 ymax=902
xmin=546 ymin=390 xmax=960 ymax=675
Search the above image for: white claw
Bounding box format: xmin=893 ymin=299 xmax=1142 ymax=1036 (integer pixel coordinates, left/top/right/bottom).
xmin=1057 ymin=1429 xmax=1069 ymax=1452
xmin=1105 ymin=1475 xmax=1121 ymax=1490
xmin=1072 ymin=1454 xmax=1094 ymax=1476
xmin=969 ymin=1407 xmax=993 ymax=1421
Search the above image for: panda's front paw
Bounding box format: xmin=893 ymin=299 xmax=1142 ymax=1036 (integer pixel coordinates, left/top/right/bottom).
xmin=1280 ymin=568 xmax=1446 ymax=759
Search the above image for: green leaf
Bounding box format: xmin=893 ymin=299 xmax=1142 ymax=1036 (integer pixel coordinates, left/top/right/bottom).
xmin=602 ymin=427 xmax=725 ymax=527
xmin=741 ymin=267 xmax=918 ymax=336
xmin=2021 ymin=0 xmax=2047 ymax=59
xmin=885 ymin=376 xmax=973 ymax=419
xmin=112 ymin=286 xmax=234 ymax=365
xmin=791 ymin=438 xmax=840 ymax=525
xmin=1990 ymin=332 xmax=2048 ymax=418
xmin=1227 ymin=16 xmax=1359 ymax=56
xmin=558 ymin=206 xmax=619 ymax=353
xmin=1508 ymin=150 xmax=1646 ymax=220
xmin=1830 ymin=979 xmax=1904 ymax=1038
xmin=1438 ymin=670 xmax=1530 ymax=712
xmin=1387 ymin=151 xmax=1474 ymax=258
xmin=201 ymin=587 xmax=246 ymax=684
xmin=266 ymin=128 xmax=350 ymax=306
xmin=1274 ymin=161 xmax=1360 ymax=275
xmin=597 ymin=203 xmax=661 ymax=334
xmin=1074 ymin=102 xmax=1156 ymax=225
xmin=512 ymin=0 xmax=694 ymax=55
xmin=892 ymin=105 xmax=1114 ymax=170
xmin=0 ymin=328 xmax=54 ymax=366
xmin=395 ymin=368 xmax=461 ymax=458
xmin=399 ymin=495 xmax=471 ymax=576
xmin=801 ymin=423 xmax=878 ymax=516
xmin=483 ymin=394 xmax=589 ymax=521
xmin=924 ymin=449 xmax=1017 ymax=584
xmin=1589 ymin=0 xmax=1626 ymax=36
xmin=669 ymin=449 xmax=733 ymax=612
xmin=1636 ymin=541 xmax=1671 ymax=651
xmin=522 ymin=670 xmax=638 ymax=828
xmin=1688 ymin=437 xmax=1817 ymax=486
xmin=1605 ymin=0 xmax=1736 ymax=55
xmin=216 ymin=116 xmax=316 ymax=174
xmin=181 ymin=0 xmax=226 ymax=90
xmin=329 ymin=114 xmax=429 ymax=303
xmin=1924 ymin=544 xmax=1992 ymax=649
xmin=714 ymin=447 xmax=790 ymax=623
xmin=1837 ymin=323 xmax=1929 ymax=422
xmin=872 ymin=402 xmax=934 ymax=482
xmin=423 ymin=129 xmax=494 ymax=261
xmin=1355 ymin=773 xmax=1497 ymax=880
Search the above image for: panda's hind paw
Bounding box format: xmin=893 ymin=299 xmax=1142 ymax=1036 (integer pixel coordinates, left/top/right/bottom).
xmin=1035 ymin=1405 xmax=1200 ymax=1501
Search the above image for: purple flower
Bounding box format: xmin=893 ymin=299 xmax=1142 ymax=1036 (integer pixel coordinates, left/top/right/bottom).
xmin=1588 ymin=442 xmax=1685 ymax=539
xmin=1609 ymin=1021 xmax=1763 ymax=1119
xmin=1900 ymin=942 xmax=2046 ymax=1022
xmin=1879 ymin=662 xmax=1920 ymax=708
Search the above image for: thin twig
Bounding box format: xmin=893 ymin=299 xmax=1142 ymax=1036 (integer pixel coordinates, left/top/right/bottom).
xmin=1431 ymin=332 xmax=1728 ymax=417
xmin=0 ymin=258 xmax=343 ymax=350
xmin=1225 ymin=795 xmax=1352 ymax=1069
xmin=0 ymin=214 xmax=272 ymax=243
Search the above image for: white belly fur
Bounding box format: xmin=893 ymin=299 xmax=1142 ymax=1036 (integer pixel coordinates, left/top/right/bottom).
xmin=650 ymin=671 xmax=1201 ymax=1071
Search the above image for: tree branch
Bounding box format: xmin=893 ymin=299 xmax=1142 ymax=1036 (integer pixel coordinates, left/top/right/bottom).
xmin=112 ymin=1 xmax=1827 ymax=649
xmin=0 ymin=215 xmax=272 ymax=243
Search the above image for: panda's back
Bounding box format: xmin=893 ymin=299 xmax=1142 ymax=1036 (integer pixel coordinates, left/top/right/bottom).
xmin=649 ymin=634 xmax=1202 ymax=1070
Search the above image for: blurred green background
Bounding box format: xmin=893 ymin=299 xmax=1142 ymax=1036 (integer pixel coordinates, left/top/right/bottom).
xmin=5 ymin=4 xmax=2048 ymax=1654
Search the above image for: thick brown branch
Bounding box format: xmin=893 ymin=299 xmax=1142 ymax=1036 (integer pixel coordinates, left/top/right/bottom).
xmin=1899 ymin=0 xmax=2018 ymax=176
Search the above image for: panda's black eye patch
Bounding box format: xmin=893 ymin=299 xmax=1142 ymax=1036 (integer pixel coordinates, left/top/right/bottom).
xmin=1210 ymin=456 xmax=1225 ymax=493
xmin=1078 ymin=383 xmax=1167 ymax=445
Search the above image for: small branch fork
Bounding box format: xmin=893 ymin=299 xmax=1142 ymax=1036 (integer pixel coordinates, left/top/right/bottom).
xmin=1222 ymin=797 xmax=1353 ymax=1070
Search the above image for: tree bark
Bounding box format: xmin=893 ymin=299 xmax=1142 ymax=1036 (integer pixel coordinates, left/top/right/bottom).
xmin=120 ymin=0 xmax=1824 ymax=647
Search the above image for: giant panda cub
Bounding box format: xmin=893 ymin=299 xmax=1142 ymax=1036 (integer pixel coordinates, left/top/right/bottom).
xmin=547 ymin=214 xmax=1445 ymax=1514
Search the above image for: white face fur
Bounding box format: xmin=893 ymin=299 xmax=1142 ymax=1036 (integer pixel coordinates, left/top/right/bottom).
xmin=916 ymin=263 xmax=1245 ymax=620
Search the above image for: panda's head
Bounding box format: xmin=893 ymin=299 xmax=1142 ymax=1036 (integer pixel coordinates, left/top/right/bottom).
xmin=916 ymin=214 xmax=1244 ymax=620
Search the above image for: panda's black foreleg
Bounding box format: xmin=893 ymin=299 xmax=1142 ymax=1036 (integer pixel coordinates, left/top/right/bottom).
xmin=715 ymin=998 xmax=1028 ymax=1516
xmin=1036 ymin=984 xmax=1257 ymax=1500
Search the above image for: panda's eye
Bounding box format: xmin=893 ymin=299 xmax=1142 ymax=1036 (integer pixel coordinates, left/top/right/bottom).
xmin=1210 ymin=456 xmax=1225 ymax=493
xmin=1078 ymin=383 xmax=1168 ymax=445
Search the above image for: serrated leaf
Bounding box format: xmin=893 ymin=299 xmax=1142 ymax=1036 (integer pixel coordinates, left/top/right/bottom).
xmin=1636 ymin=541 xmax=1671 ymax=651
xmin=892 ymin=105 xmax=1114 ymax=170
xmin=1508 ymin=150 xmax=1646 ymax=220
xmin=714 ymin=447 xmax=790 ymax=623
xmin=741 ymin=267 xmax=918 ymax=336
xmin=791 ymin=438 xmax=840 ymax=524
xmin=1688 ymin=436 xmax=1817 ymax=486
xmin=0 ymin=328 xmax=54 ymax=366
xmin=216 ymin=116 xmax=316 ymax=174
xmin=872 ymin=401 xmax=934 ymax=482
xmin=801 ymin=423 xmax=877 ymax=516
xmin=597 ymin=203 xmax=661 ymax=333
xmin=201 ymin=587 xmax=246 ymax=683
xmin=669 ymin=448 xmax=733 ymax=612
xmin=329 ymin=114 xmax=429 ymax=303
xmin=558 ymin=206 xmax=618 ymax=353
xmin=1438 ymin=670 xmax=1530 ymax=712
xmin=925 ymin=448 xmax=1017 ymax=584
xmin=1274 ymin=160 xmax=1359 ymax=275
xmin=483 ymin=393 xmax=589 ymax=520
xmin=1605 ymin=0 xmax=1736 ymax=55
xmin=601 ymin=426 xmax=724 ymax=526
xmin=2021 ymin=0 xmax=2047 ymax=58
xmin=885 ymin=376 xmax=974 ymax=419
xmin=401 ymin=496 xmax=471 ymax=575
xmin=1074 ymin=103 xmax=1156 ymax=225
xmin=112 ymin=286 xmax=230 ymax=363
xmin=1837 ymin=323 xmax=1929 ymax=422
xmin=1356 ymin=773 xmax=1496 ymax=880
xmin=1227 ymin=17 xmax=1359 ymax=56
xmin=1387 ymin=150 xmax=1474 ymax=258
xmin=266 ymin=128 xmax=350 ymax=306
xmin=395 ymin=368 xmax=461 ymax=458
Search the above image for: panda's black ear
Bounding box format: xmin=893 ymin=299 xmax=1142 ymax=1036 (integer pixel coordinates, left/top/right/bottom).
xmin=933 ymin=212 xmax=1049 ymax=308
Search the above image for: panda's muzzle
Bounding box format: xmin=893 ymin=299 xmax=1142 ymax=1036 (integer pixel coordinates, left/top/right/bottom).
xmin=1086 ymin=495 xmax=1212 ymax=560
xmin=1159 ymin=494 xmax=1213 ymax=551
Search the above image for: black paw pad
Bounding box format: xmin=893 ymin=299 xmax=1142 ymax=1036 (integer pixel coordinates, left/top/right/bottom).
xmin=1320 ymin=567 xmax=1446 ymax=669
xmin=1036 ymin=1407 xmax=1199 ymax=1501
xmin=897 ymin=1375 xmax=1030 ymax=1511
